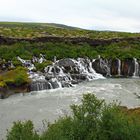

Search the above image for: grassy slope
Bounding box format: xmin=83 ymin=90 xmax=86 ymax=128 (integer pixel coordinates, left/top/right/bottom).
xmin=0 ymin=22 xmax=140 ymax=39
xmin=0 ymin=22 xmax=140 ymax=60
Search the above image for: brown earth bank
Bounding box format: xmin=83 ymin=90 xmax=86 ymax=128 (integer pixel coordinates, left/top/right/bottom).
xmin=0 ymin=35 xmax=140 ymax=46
xmin=121 ymin=106 xmax=140 ymax=117
xmin=0 ymin=84 xmax=29 ymax=99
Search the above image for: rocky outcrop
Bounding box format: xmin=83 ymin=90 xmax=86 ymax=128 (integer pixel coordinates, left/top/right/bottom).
xmin=0 ymin=84 xmax=30 ymax=99
xmin=92 ymin=58 xmax=110 ymax=76
xmin=0 ymin=35 xmax=140 ymax=46
xmin=121 ymin=59 xmax=135 ymax=76
xmin=57 ymin=58 xmax=76 ymax=67
xmin=30 ymin=81 xmax=52 ymax=91
xmin=92 ymin=58 xmax=140 ymax=77
xmin=111 ymin=59 xmax=121 ymax=76
xmin=0 ymin=87 xmax=8 ymax=99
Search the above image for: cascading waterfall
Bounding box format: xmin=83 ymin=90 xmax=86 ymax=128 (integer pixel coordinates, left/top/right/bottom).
xmin=17 ymin=56 xmax=140 ymax=92
xmin=117 ymin=59 xmax=121 ymax=76
xmin=92 ymin=59 xmax=107 ymax=79
xmin=27 ymin=57 xmax=105 ymax=91
xmin=30 ymin=81 xmax=52 ymax=91
xmin=71 ymin=58 xmax=105 ymax=80
xmin=133 ymin=58 xmax=139 ymax=77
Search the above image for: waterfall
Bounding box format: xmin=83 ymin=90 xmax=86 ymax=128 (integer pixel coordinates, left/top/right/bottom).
xmin=48 ymin=82 xmax=53 ymax=89
xmin=72 ymin=58 xmax=105 ymax=80
xmin=30 ymin=81 xmax=53 ymax=91
xmin=133 ymin=58 xmax=139 ymax=77
xmin=50 ymin=78 xmax=62 ymax=89
xmin=89 ymin=60 xmax=105 ymax=80
xmin=117 ymin=59 xmax=121 ymax=76
xmin=18 ymin=57 xmax=106 ymax=92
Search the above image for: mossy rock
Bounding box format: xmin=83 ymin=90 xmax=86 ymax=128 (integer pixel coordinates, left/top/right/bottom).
xmin=0 ymin=67 xmax=30 ymax=87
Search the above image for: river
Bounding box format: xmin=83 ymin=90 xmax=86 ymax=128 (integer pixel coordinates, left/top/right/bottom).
xmin=0 ymin=78 xmax=140 ymax=139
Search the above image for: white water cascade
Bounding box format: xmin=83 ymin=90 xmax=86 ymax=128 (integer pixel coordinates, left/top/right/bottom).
xmin=29 ymin=58 xmax=105 ymax=91
xmin=117 ymin=59 xmax=121 ymax=76
xmin=133 ymin=58 xmax=139 ymax=77
xmin=71 ymin=58 xmax=105 ymax=80
xmin=17 ymin=56 xmax=35 ymax=71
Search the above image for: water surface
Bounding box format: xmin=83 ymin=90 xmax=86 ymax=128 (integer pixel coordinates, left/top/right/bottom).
xmin=0 ymin=78 xmax=140 ymax=139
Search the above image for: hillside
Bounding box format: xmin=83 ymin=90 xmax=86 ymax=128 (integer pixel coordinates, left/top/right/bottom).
xmin=0 ymin=22 xmax=140 ymax=39
xmin=0 ymin=22 xmax=140 ymax=61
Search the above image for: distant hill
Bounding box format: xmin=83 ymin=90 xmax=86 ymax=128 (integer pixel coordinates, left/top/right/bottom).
xmin=0 ymin=22 xmax=139 ymax=39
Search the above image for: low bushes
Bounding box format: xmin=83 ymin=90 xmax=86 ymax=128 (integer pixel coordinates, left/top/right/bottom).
xmin=6 ymin=94 xmax=140 ymax=140
xmin=0 ymin=40 xmax=140 ymax=61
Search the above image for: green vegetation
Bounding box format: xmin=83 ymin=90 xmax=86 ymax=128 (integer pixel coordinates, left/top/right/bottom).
xmin=7 ymin=120 xmax=39 ymax=140
xmin=34 ymin=61 xmax=53 ymax=72
xmin=6 ymin=94 xmax=140 ymax=140
xmin=0 ymin=22 xmax=140 ymax=60
xmin=0 ymin=41 xmax=140 ymax=61
xmin=0 ymin=42 xmax=97 ymax=60
xmin=0 ymin=67 xmax=30 ymax=87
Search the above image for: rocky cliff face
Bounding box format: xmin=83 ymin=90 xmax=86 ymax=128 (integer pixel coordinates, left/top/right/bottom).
xmin=92 ymin=58 xmax=140 ymax=77
xmin=29 ymin=57 xmax=139 ymax=92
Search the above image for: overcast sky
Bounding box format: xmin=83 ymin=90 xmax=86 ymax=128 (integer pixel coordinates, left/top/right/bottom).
xmin=0 ymin=0 xmax=140 ymax=32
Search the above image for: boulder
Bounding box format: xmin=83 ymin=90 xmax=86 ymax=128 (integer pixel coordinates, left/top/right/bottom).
xmin=57 ymin=58 xmax=76 ymax=67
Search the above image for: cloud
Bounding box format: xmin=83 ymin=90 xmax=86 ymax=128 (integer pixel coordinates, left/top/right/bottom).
xmin=0 ymin=0 xmax=139 ymax=32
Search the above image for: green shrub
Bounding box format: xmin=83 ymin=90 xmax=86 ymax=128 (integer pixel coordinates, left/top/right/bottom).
xmin=41 ymin=94 xmax=140 ymax=140
xmin=0 ymin=40 xmax=140 ymax=61
xmin=6 ymin=120 xmax=40 ymax=140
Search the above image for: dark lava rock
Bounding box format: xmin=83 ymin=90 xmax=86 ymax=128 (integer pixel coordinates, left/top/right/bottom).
xmin=121 ymin=59 xmax=135 ymax=76
xmin=71 ymin=74 xmax=87 ymax=82
xmin=0 ymin=87 xmax=13 ymax=99
xmin=92 ymin=58 xmax=110 ymax=76
xmin=30 ymin=81 xmax=52 ymax=91
xmin=57 ymin=58 xmax=76 ymax=67
xmin=111 ymin=59 xmax=121 ymax=75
